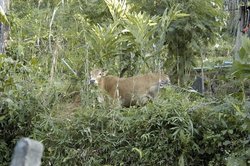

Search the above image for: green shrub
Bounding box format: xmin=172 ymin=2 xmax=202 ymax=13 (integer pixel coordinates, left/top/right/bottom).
xmin=0 ymin=54 xmax=44 ymax=165
xmin=31 ymin=87 xmax=249 ymax=165
xmin=2 ymin=1 xmax=248 ymax=166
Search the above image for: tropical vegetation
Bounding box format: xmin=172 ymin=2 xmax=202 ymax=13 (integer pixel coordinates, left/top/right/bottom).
xmin=0 ymin=0 xmax=249 ymax=165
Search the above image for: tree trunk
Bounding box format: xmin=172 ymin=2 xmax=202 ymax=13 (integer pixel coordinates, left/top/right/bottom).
xmin=0 ymin=0 xmax=10 ymax=54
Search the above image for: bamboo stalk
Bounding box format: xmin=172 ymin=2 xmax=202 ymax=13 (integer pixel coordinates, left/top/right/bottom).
xmin=49 ymin=7 xmax=59 ymax=83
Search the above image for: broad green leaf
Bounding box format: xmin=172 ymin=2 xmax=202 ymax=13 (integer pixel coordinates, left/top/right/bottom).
xmin=238 ymin=47 xmax=246 ymax=62
xmin=176 ymin=13 xmax=190 ymax=18
xmin=0 ymin=6 xmax=9 ymax=25
xmin=242 ymin=36 xmax=250 ymax=53
xmin=0 ymin=115 xmax=6 ymax=121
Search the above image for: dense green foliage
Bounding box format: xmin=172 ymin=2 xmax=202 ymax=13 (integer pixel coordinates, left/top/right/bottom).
xmin=0 ymin=0 xmax=249 ymax=165
xmin=31 ymin=88 xmax=250 ymax=166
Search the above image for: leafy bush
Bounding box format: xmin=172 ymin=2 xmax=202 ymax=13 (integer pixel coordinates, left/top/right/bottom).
xmin=31 ymin=88 xmax=249 ymax=165
xmin=0 ymin=53 xmax=75 ymax=165
xmin=1 ymin=0 xmax=249 ymax=166
xmin=232 ymin=36 xmax=250 ymax=79
xmin=0 ymin=54 xmax=44 ymax=165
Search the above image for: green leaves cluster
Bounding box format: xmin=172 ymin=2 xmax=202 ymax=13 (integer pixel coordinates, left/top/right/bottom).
xmin=0 ymin=6 xmax=9 ymax=25
xmin=1 ymin=0 xmax=248 ymax=166
xmin=0 ymin=54 xmax=43 ymax=165
xmin=83 ymin=0 xmax=191 ymax=76
xmin=164 ymin=0 xmax=225 ymax=84
xmin=233 ymin=36 xmax=250 ymax=79
xmin=32 ymin=88 xmax=249 ymax=165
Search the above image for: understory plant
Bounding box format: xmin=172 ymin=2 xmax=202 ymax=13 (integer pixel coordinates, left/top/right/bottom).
xmin=31 ymin=87 xmax=249 ymax=166
xmin=1 ymin=0 xmax=248 ymax=166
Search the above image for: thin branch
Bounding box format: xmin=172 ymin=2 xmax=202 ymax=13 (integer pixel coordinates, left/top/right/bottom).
xmin=61 ymin=58 xmax=77 ymax=76
xmin=49 ymin=6 xmax=59 ymax=83
xmin=49 ymin=7 xmax=58 ymax=54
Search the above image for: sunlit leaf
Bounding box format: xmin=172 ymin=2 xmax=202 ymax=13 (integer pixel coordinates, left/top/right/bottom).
xmin=132 ymin=147 xmax=143 ymax=159
xmin=0 ymin=115 xmax=6 ymax=121
xmin=0 ymin=6 xmax=9 ymax=25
